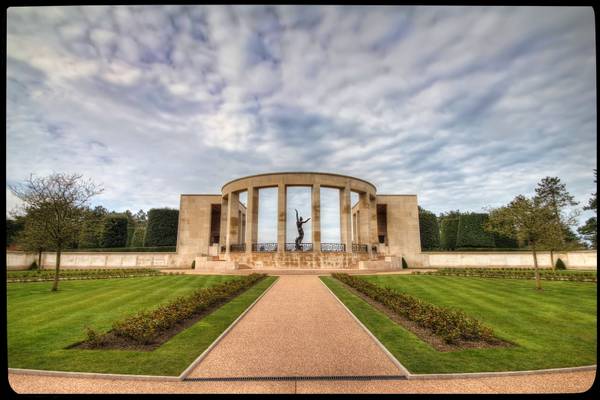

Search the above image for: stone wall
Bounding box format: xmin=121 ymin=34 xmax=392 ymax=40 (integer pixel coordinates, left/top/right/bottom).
xmin=227 ymin=251 xmax=372 ymax=269
xmin=6 ymin=251 xmax=179 ymax=270
xmin=421 ymin=250 xmax=597 ymax=270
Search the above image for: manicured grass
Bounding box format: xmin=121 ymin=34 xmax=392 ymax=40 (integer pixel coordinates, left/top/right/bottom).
xmin=8 ymin=274 xmax=276 ymax=375
xmin=322 ymin=275 xmax=596 ymax=374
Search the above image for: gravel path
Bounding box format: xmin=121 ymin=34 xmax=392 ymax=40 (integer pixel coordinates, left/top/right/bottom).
xmin=8 ymin=370 xmax=595 ymax=394
xmin=187 ymin=275 xmax=403 ymax=378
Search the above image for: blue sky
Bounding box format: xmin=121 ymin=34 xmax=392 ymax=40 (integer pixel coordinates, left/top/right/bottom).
xmin=6 ymin=6 xmax=597 ymax=242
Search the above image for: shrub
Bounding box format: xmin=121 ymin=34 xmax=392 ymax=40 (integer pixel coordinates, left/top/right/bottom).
xmin=401 ymin=257 xmax=408 ymax=269
xmin=126 ymin=226 xmax=135 ymax=247
xmin=555 ymin=258 xmax=566 ymax=270
xmin=144 ymin=209 xmax=179 ymax=247
xmin=440 ymin=217 xmax=459 ymax=250
xmin=130 ymin=227 xmax=146 ymax=247
xmin=332 ymin=273 xmax=495 ymax=344
xmin=69 ymin=246 xmax=175 ymax=253
xmin=426 ymin=268 xmax=596 ymax=282
xmin=28 ymin=261 xmax=38 ymax=271
xmin=7 ymin=268 xmax=162 ymax=282
xmin=101 ymin=214 xmax=129 ymax=248
xmin=492 ymin=232 xmax=519 ymax=248
xmin=418 ymin=207 xmax=440 ymax=250
xmin=103 ymin=274 xmax=266 ymax=345
xmin=456 ymin=213 xmax=495 ymax=248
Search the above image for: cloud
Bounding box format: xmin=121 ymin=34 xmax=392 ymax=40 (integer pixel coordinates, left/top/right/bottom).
xmin=6 ymin=6 xmax=596 ymax=232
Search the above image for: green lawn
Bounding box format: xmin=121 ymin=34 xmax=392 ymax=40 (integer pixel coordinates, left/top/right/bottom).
xmin=321 ymin=275 xmax=596 ymax=374
xmin=8 ymin=274 xmax=276 ymax=376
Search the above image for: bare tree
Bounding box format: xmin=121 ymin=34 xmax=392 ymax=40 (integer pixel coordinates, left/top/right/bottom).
xmin=9 ymin=173 xmax=103 ymax=291
xmin=485 ymin=195 xmax=560 ymax=290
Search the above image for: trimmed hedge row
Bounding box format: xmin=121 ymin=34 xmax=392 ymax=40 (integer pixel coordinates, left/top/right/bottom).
xmin=418 ymin=268 xmax=597 ymax=282
xmin=440 ymin=217 xmax=459 ymax=250
xmin=456 ymin=213 xmax=495 ymax=248
xmin=86 ymin=273 xmax=267 ymax=345
xmin=66 ymin=246 xmax=176 ymax=253
xmin=419 ymin=207 xmax=440 ymax=250
xmin=332 ymin=273 xmax=495 ymax=344
xmin=144 ymin=208 xmax=179 ymax=247
xmin=7 ymin=268 xmax=163 ymax=282
xmin=101 ymin=214 xmax=129 ymax=248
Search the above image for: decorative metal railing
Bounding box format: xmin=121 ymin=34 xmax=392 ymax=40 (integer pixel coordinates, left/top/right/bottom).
xmin=229 ymin=243 xmax=246 ymax=252
xmin=285 ymin=242 xmax=313 ymax=252
xmin=352 ymin=243 xmax=368 ymax=253
xmin=252 ymin=243 xmax=278 ymax=252
xmin=320 ymin=243 xmax=346 ymax=252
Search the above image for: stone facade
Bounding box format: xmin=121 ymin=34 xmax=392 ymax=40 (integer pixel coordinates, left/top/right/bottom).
xmin=176 ymin=172 xmax=422 ymax=270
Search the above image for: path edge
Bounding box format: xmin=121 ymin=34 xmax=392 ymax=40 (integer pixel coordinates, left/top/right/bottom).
xmin=319 ymin=277 xmax=411 ymax=376
xmin=319 ymin=276 xmax=597 ymax=380
xmin=178 ymin=275 xmax=280 ymax=380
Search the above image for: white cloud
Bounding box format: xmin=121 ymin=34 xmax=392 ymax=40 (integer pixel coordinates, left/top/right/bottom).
xmin=5 ymin=5 xmax=596 ymax=233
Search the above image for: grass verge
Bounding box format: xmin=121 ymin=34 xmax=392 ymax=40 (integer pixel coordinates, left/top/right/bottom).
xmin=321 ymin=275 xmax=596 ymax=373
xmin=8 ymin=275 xmax=276 ymax=375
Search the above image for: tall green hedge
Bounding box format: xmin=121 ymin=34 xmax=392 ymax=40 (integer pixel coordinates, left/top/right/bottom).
xmin=101 ymin=214 xmax=129 ymax=248
xmin=440 ymin=217 xmax=459 ymax=250
xmin=144 ymin=208 xmax=179 ymax=247
xmin=456 ymin=213 xmax=495 ymax=248
xmin=130 ymin=227 xmax=146 ymax=247
xmin=418 ymin=207 xmax=440 ymax=250
xmin=492 ymin=232 xmax=518 ymax=248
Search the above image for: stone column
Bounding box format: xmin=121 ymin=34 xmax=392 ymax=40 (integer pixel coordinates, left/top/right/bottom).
xmin=225 ymin=191 xmax=239 ymax=258
xmin=340 ymin=184 xmax=352 ymax=253
xmin=369 ymin=194 xmax=379 ymax=251
xmin=219 ymin=196 xmax=228 ymax=252
xmin=245 ymin=186 xmax=258 ymax=254
xmin=358 ymin=192 xmax=373 ymax=258
xmin=277 ymin=183 xmax=286 ymax=253
xmin=312 ymin=183 xmax=321 ymax=252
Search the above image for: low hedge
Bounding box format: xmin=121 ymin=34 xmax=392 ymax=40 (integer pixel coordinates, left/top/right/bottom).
xmin=417 ymin=268 xmax=597 ymax=282
xmin=332 ymin=273 xmax=495 ymax=344
xmin=66 ymin=246 xmax=176 ymax=253
xmin=86 ymin=273 xmax=267 ymax=345
xmin=7 ymin=268 xmax=163 ymax=282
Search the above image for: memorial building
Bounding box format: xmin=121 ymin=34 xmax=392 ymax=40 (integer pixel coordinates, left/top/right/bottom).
xmin=176 ymin=172 xmax=422 ymax=270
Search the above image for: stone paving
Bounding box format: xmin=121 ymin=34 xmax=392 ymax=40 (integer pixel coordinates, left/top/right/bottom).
xmin=8 ymin=370 xmax=595 ymax=394
xmin=187 ymin=275 xmax=403 ymax=378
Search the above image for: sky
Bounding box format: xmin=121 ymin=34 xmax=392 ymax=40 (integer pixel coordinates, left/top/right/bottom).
xmin=6 ymin=6 xmax=597 ymax=243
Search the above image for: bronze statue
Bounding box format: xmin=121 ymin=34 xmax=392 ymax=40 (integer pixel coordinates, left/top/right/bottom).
xmin=294 ymin=209 xmax=311 ymax=250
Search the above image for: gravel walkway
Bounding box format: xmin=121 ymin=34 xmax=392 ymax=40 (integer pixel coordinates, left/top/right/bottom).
xmin=187 ymin=275 xmax=403 ymax=378
xmin=8 ymin=370 xmax=595 ymax=394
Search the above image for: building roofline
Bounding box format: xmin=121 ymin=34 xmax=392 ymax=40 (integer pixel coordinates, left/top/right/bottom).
xmin=376 ymin=194 xmax=418 ymax=196
xmin=180 ymin=194 xmax=221 ymax=196
xmin=221 ymin=171 xmax=377 ymax=192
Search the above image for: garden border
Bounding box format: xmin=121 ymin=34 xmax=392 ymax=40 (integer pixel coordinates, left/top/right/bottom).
xmin=319 ymin=276 xmax=597 ymax=380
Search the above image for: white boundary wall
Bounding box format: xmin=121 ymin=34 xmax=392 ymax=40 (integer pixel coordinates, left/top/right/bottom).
xmin=421 ymin=250 xmax=597 ymax=270
xmin=6 ymin=251 xmax=179 ymax=270
xmin=6 ymin=250 xmax=597 ymax=271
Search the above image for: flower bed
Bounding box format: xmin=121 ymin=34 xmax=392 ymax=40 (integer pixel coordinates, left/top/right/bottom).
xmin=332 ymin=273 xmax=497 ymax=344
xmin=415 ymin=268 xmax=597 ymax=282
xmin=81 ymin=273 xmax=267 ymax=348
xmin=7 ymin=268 xmax=165 ymax=282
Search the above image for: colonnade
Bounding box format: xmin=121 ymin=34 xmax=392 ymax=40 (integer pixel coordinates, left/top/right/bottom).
xmin=220 ymin=173 xmax=378 ymax=258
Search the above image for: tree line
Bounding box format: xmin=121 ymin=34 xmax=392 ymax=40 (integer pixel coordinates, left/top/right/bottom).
xmin=419 ymin=172 xmax=597 ymax=253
